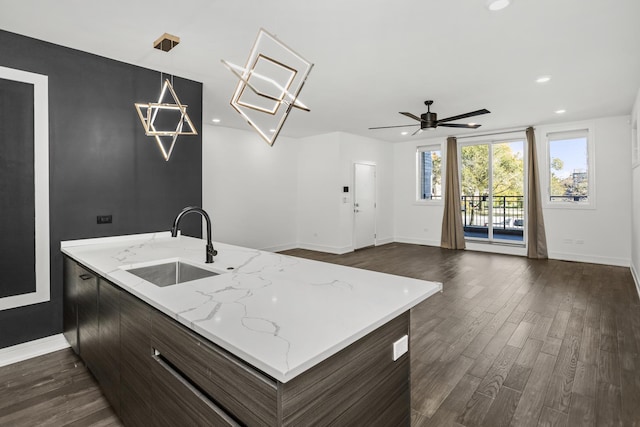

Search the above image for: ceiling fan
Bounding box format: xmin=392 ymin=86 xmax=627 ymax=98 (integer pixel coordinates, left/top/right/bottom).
xmin=369 ymin=100 xmax=490 ymax=135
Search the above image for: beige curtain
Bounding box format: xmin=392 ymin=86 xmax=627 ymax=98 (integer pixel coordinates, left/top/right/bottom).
xmin=526 ymin=127 xmax=548 ymax=259
xmin=441 ymin=136 xmax=466 ymax=249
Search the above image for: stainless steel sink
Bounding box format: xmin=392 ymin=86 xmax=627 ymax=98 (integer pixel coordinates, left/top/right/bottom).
xmin=126 ymin=261 xmax=219 ymax=287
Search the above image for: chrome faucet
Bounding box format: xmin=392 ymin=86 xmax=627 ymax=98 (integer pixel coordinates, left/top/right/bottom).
xmin=171 ymin=206 xmax=218 ymax=263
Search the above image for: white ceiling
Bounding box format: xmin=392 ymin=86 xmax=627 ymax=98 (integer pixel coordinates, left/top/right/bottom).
xmin=1 ymin=0 xmax=639 ymax=142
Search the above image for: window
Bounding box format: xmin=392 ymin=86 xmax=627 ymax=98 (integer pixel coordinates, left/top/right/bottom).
xmin=416 ymin=145 xmax=442 ymax=201
xmin=547 ymin=129 xmax=593 ymax=206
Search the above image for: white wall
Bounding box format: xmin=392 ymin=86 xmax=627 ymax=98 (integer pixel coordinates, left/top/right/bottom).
xmin=536 ymin=116 xmax=631 ymax=266
xmin=203 ymin=127 xmax=394 ymax=254
xmin=204 ymin=114 xmax=633 ymax=268
xmin=296 ymin=133 xmax=343 ymax=252
xmin=393 ymin=136 xmax=444 ymax=247
xmin=337 ymin=133 xmax=395 ymax=247
xmin=392 ymin=116 xmax=632 ymax=266
xmin=296 ymin=132 xmax=394 ymax=253
xmin=631 ymin=89 xmax=640 ymax=293
xmin=202 ymin=125 xmax=299 ymax=251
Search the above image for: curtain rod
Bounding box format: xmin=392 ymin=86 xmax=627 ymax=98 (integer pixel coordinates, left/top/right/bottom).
xmin=454 ymin=127 xmax=531 ymax=140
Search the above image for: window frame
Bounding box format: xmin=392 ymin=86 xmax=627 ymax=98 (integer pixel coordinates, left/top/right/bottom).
xmin=543 ymin=125 xmax=596 ymax=210
xmin=415 ymin=143 xmax=444 ymax=205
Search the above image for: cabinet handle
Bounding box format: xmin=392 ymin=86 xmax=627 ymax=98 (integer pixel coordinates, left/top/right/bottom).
xmin=79 ymin=273 xmax=93 ymax=281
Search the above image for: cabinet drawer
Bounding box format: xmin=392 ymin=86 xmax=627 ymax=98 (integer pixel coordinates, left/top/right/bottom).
xmin=151 ymin=311 xmax=278 ymax=426
xmin=151 ymin=354 xmax=239 ymax=427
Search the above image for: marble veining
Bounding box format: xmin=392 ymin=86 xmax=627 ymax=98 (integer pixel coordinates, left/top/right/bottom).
xmin=61 ymin=233 xmax=442 ymax=382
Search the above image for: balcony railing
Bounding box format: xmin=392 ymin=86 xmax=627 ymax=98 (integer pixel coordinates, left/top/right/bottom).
xmin=461 ymin=195 xmax=524 ymax=241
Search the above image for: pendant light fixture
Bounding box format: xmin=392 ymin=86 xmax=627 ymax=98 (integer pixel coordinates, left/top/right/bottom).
xmin=135 ymin=77 xmax=197 ymax=161
xmin=221 ymin=28 xmax=313 ymax=146
xmin=134 ymin=33 xmax=197 ymax=161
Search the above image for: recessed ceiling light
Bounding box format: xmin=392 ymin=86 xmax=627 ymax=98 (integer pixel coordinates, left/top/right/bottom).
xmin=555 ymin=109 xmax=566 ymax=114
xmin=211 ymin=118 xmax=221 ymax=123
xmin=401 ymin=131 xmax=409 ymax=135
xmin=487 ymin=0 xmax=511 ymax=11
xmin=536 ymin=76 xmax=551 ymax=83
xmin=269 ymin=129 xmax=276 ymax=133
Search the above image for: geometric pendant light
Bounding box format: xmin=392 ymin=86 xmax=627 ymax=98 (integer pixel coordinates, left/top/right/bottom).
xmin=134 ymin=78 xmax=197 ymax=161
xmin=221 ymin=28 xmax=313 ymax=146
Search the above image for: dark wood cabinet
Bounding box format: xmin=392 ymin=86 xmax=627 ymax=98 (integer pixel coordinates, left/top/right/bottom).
xmin=72 ymin=260 xmax=99 ymax=370
xmin=63 ymin=256 xmax=122 ymax=417
xmin=151 ymin=310 xmax=278 ymax=426
xmin=62 ymin=257 xmax=79 ymax=354
xmin=95 ymin=279 xmax=121 ymax=415
xmin=150 ymin=354 xmax=240 ymax=426
xmin=119 ymin=287 xmax=152 ymax=427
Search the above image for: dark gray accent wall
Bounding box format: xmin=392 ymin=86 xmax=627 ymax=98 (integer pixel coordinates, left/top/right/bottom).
xmin=0 ymin=30 xmax=203 ymax=348
xmin=0 ymin=79 xmax=35 ymax=298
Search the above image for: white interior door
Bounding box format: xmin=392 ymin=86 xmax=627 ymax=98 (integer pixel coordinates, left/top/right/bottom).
xmin=354 ymin=163 xmax=376 ymax=249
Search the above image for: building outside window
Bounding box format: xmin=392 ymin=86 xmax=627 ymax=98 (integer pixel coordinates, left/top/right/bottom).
xmin=547 ymin=129 xmax=592 ymax=205
xmin=416 ymin=145 xmax=442 ymax=201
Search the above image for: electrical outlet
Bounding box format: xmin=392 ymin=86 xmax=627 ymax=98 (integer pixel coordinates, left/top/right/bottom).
xmin=393 ymin=335 xmax=408 ymax=361
xmin=97 ymin=215 xmax=112 ymax=224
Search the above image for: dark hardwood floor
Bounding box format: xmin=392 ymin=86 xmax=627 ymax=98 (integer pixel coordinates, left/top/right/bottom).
xmin=282 ymin=243 xmax=640 ymax=427
xmin=0 ymin=348 xmax=122 ymax=426
xmin=1 ymin=243 xmax=638 ymax=426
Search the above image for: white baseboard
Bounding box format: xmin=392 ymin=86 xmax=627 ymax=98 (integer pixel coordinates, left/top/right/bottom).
xmin=548 ymin=251 xmax=630 ymax=267
xmin=0 ymin=334 xmax=70 ymax=368
xmin=296 ymin=243 xmax=353 ymax=255
xmin=394 ymin=236 xmax=441 ymax=247
xmin=260 ymin=242 xmax=298 ymax=253
xmin=631 ymin=263 xmax=640 ymax=302
xmin=466 ymin=242 xmax=527 ymax=257
xmin=375 ymin=237 xmax=394 ymax=246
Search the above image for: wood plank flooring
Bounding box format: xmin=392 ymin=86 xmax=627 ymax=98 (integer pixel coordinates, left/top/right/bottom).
xmin=281 ymin=243 xmax=640 ymax=427
xmin=0 ymin=348 xmax=122 ymax=426
xmin=1 ymin=243 xmax=638 ymax=426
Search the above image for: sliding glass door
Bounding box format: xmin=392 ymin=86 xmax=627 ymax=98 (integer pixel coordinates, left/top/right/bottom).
xmin=460 ymin=139 xmax=525 ymax=243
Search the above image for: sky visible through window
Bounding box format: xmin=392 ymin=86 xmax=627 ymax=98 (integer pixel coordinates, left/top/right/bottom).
xmin=549 ymin=137 xmax=588 ymax=179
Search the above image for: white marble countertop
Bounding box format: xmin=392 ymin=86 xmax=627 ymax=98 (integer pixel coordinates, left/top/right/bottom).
xmin=61 ymin=232 xmax=442 ymax=383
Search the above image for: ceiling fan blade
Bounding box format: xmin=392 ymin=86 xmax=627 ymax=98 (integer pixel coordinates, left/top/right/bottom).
xmin=437 ymin=109 xmax=490 ymax=123
xmin=368 ymin=124 xmax=420 ymax=130
xmin=438 ymin=123 xmax=482 ymax=129
xmin=411 ymin=128 xmax=424 ymax=136
xmin=399 ymin=112 xmax=423 ymax=122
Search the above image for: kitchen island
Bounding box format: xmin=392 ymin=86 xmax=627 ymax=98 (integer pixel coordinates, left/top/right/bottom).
xmin=61 ymin=232 xmax=442 ymax=426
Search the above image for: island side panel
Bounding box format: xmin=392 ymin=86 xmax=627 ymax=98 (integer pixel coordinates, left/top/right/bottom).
xmin=279 ymin=311 xmax=410 ymax=426
xmin=120 ymin=288 xmax=153 ymax=426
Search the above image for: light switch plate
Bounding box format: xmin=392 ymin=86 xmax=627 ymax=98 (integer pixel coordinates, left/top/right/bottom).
xmin=393 ymin=335 xmax=409 ymax=361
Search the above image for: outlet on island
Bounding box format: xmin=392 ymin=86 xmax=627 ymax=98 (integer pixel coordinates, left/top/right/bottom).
xmin=97 ymin=215 xmax=112 ymax=224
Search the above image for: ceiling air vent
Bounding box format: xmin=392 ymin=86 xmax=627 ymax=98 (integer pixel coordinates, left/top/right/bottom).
xmin=153 ymin=33 xmax=180 ymax=52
